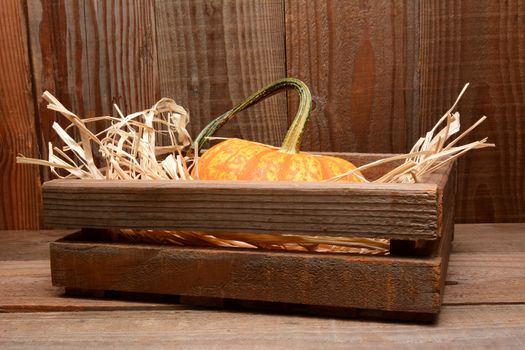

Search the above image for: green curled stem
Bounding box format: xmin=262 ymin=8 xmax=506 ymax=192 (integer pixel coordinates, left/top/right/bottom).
xmin=193 ymin=78 xmax=312 ymax=154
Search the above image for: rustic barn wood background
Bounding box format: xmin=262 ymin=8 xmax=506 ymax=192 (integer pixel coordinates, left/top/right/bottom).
xmin=1 ymin=0 xmax=524 ymax=229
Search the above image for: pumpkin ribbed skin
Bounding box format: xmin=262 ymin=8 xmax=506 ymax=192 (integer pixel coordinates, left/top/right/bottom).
xmin=195 ymin=138 xmax=364 ymax=182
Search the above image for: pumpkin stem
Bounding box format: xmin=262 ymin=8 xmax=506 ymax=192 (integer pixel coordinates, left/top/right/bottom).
xmin=193 ymin=78 xmax=312 ymax=154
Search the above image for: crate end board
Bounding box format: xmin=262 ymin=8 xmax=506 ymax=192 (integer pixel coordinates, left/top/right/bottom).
xmin=42 ymin=155 xmax=454 ymax=241
xmin=49 ymin=222 xmax=453 ymax=316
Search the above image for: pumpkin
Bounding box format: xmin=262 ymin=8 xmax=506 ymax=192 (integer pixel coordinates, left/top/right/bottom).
xmin=192 ymin=78 xmax=364 ymax=182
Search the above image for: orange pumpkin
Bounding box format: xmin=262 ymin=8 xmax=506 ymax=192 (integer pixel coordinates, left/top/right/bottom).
xmin=192 ymin=78 xmax=364 ymax=182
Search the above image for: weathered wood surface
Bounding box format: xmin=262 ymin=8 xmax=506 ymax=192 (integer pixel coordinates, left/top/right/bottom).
xmin=155 ymin=0 xmax=288 ymax=145
xmin=42 ymin=159 xmax=448 ymax=240
xmin=26 ymin=0 xmax=89 ymax=158
xmin=0 ymin=0 xmax=41 ymax=229
xmin=285 ymin=0 xmax=525 ymax=223
xmin=28 ymin=0 xmax=289 ymax=151
xmin=444 ymin=225 xmax=525 ymax=305
xmin=26 ymin=0 xmax=160 ymax=172
xmin=49 ymin=233 xmax=447 ymax=314
xmin=285 ymin=0 xmax=420 ymax=154
xmin=1 ymin=224 xmax=525 ymax=348
xmin=418 ymin=0 xmax=525 ymax=222
xmin=0 ymin=306 xmax=524 ymax=349
xmin=452 ymin=223 xmax=525 ymax=253
xmin=3 ymin=225 xmax=524 ymax=313
xmin=0 ymin=230 xmax=71 ymax=261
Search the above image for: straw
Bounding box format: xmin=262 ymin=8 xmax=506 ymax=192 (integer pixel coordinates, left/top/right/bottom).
xmin=329 ymin=84 xmax=495 ymax=183
xmin=18 ymin=92 xmax=193 ymax=180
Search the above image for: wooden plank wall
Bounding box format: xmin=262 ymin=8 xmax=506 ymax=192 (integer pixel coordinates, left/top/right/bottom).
xmin=418 ymin=0 xmax=525 ymax=222
xmin=1 ymin=0 xmax=523 ymax=229
xmin=0 ymin=0 xmax=41 ymax=229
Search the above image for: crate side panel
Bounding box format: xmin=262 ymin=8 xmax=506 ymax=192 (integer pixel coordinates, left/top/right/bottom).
xmin=43 ymin=180 xmax=439 ymax=240
xmin=50 ymin=241 xmax=441 ymax=313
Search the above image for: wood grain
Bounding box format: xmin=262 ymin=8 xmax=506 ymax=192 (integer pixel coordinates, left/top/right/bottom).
xmin=50 ymin=231 xmax=447 ymax=314
xmin=84 ymin=0 xmax=159 ymax=116
xmin=46 ymin=165 xmax=454 ymax=316
xmin=445 ymin=224 xmax=525 ymax=306
xmin=453 ymin=223 xmax=525 ymax=253
xmin=1 ymin=306 xmax=524 ymax=349
xmin=445 ymin=253 xmax=525 ymax=305
xmin=155 ymin=0 xmax=288 ymax=145
xmin=27 ymin=0 xmax=159 ymax=170
xmin=0 ymin=229 xmax=72 ymax=261
xmin=41 ymin=158 xmax=448 ymax=240
xmin=285 ymin=0 xmax=420 ymax=153
xmin=419 ymin=0 xmax=525 ymax=222
xmin=0 ymin=260 xmax=181 ymax=312
xmin=0 ymin=229 xmax=183 ymax=312
xmin=26 ymin=0 xmax=90 ymax=170
xmin=0 ymin=0 xmax=41 ymax=229
xmin=2 ymin=224 xmax=524 ymax=314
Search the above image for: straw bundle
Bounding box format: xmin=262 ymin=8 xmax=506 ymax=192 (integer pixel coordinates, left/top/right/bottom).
xmin=330 ymin=84 xmax=494 ymax=183
xmin=17 ymin=84 xmax=493 ymax=255
xmin=17 ymin=91 xmax=193 ymax=180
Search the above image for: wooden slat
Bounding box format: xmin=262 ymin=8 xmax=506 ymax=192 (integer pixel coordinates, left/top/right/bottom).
xmin=42 ymin=173 xmax=441 ymax=240
xmin=435 ymin=163 xmax=455 ymax=303
xmin=1 ymin=306 xmax=524 ymax=349
xmin=419 ymin=0 xmax=525 ymax=222
xmin=84 ymin=0 xmax=159 ymax=116
xmin=50 ymin=234 xmax=444 ymax=313
xmin=26 ymin=0 xmax=90 ymax=171
xmin=27 ymin=0 xmax=159 ymax=170
xmin=285 ymin=0 xmax=420 ymax=153
xmin=0 ymin=0 xmax=41 ymax=229
xmin=155 ymin=0 xmax=288 ymax=145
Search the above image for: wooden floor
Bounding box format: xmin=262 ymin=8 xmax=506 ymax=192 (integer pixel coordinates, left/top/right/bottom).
xmin=1 ymin=224 xmax=524 ymax=349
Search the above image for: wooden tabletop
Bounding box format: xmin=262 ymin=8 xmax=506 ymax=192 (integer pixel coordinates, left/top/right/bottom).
xmin=1 ymin=224 xmax=524 ymax=349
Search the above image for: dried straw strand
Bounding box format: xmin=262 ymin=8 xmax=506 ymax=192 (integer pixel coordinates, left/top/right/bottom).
xmin=17 ymin=91 xmax=193 ymax=180
xmin=329 ymin=83 xmax=495 ymax=183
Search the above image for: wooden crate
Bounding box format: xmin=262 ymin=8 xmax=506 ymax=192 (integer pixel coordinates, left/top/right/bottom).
xmin=44 ymin=153 xmax=456 ymax=319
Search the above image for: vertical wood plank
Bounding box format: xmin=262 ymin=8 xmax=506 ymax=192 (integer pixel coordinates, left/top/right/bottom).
xmin=155 ymin=0 xmax=288 ymax=146
xmin=28 ymin=0 xmax=160 ymax=123
xmin=27 ymin=0 xmax=159 ymax=169
xmin=84 ymin=0 xmax=159 ymax=117
xmin=27 ymin=0 xmax=89 ymax=161
xmin=286 ymin=0 xmax=420 ymax=153
xmin=0 ymin=0 xmax=41 ymax=229
xmin=419 ymin=0 xmax=525 ymax=222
